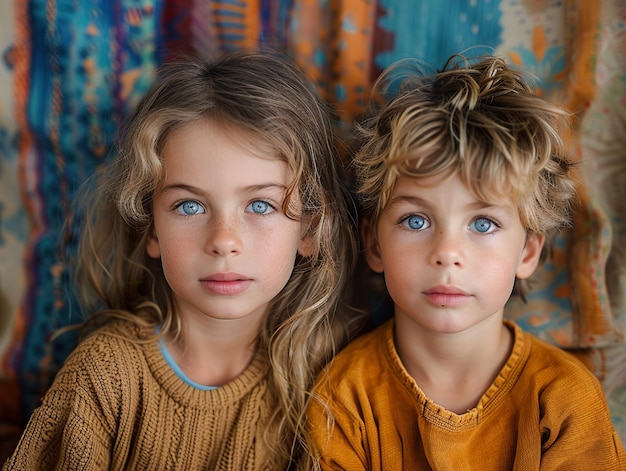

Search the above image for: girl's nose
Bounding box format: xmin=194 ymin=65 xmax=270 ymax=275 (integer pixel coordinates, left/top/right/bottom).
xmin=206 ymin=216 xmax=242 ymax=256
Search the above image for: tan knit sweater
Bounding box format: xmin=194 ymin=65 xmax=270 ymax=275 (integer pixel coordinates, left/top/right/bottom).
xmin=3 ymin=319 xmax=278 ymax=470
xmin=308 ymin=319 xmax=626 ymax=470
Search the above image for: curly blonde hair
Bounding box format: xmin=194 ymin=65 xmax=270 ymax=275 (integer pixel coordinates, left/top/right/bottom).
xmin=354 ymin=54 xmax=576 ymax=298
xmin=71 ymin=49 xmax=358 ymax=469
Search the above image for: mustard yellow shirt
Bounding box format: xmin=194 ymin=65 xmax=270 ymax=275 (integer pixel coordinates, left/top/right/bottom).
xmin=308 ymin=319 xmax=626 ymax=470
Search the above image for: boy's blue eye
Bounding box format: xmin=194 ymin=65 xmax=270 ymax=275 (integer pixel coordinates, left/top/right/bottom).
xmin=403 ymin=215 xmax=429 ymax=231
xmin=246 ymin=200 xmax=274 ymax=215
xmin=177 ymin=201 xmax=205 ymax=216
xmin=471 ymin=217 xmax=494 ymax=233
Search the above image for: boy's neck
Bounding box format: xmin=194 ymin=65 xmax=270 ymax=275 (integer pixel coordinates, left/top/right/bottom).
xmin=393 ymin=316 xmax=513 ymax=414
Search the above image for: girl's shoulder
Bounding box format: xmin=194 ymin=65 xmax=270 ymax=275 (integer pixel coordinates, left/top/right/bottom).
xmin=37 ymin=318 xmax=156 ymax=426
xmin=56 ymin=318 xmax=154 ymax=387
xmin=76 ymin=317 xmax=151 ymax=352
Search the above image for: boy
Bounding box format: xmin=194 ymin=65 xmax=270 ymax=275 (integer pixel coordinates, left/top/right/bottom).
xmin=308 ymin=55 xmax=626 ymax=470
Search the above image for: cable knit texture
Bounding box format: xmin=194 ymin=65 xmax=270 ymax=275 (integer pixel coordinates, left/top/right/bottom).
xmin=3 ymin=319 xmax=276 ymax=470
xmin=308 ymin=319 xmax=626 ymax=470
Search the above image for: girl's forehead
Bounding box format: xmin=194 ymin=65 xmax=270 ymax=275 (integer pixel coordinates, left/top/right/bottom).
xmin=180 ymin=118 xmax=274 ymax=152
xmin=160 ymin=121 xmax=289 ymax=178
xmin=165 ymin=118 xmax=293 ymax=169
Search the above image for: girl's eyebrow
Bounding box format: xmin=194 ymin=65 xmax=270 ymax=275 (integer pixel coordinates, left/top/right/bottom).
xmin=159 ymin=182 xmax=288 ymax=195
xmin=159 ymin=183 xmax=198 ymax=194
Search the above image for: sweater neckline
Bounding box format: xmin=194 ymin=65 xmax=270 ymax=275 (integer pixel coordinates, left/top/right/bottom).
xmin=384 ymin=319 xmax=529 ymax=429
xmin=142 ymin=325 xmax=269 ymax=408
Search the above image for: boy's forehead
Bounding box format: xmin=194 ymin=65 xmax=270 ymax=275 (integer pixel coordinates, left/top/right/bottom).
xmin=386 ymin=172 xmax=519 ymax=208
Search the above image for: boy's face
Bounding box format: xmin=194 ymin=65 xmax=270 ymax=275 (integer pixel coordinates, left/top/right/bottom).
xmin=146 ymin=119 xmax=312 ymax=327
xmin=363 ymin=172 xmax=544 ymax=335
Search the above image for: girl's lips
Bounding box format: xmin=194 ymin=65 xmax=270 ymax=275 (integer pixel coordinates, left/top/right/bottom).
xmin=204 ymin=272 xmax=249 ymax=282
xmin=201 ymin=274 xmax=252 ymax=295
xmin=201 ymin=279 xmax=252 ymax=295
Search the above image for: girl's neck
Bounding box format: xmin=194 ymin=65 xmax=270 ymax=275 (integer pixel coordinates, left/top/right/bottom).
xmin=394 ymin=318 xmax=513 ymax=414
xmin=165 ymin=314 xmax=264 ymax=387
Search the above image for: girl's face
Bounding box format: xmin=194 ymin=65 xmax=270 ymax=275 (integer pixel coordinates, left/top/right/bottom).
xmin=363 ymin=172 xmax=544 ymax=336
xmin=146 ymin=120 xmax=311 ymax=327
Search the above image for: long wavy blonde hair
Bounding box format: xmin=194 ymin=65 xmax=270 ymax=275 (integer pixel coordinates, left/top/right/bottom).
xmin=354 ymin=54 xmax=576 ymax=299
xmin=70 ymin=49 xmax=358 ymax=469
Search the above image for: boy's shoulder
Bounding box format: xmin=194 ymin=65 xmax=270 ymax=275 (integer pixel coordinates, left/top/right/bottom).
xmin=509 ymin=321 xmax=605 ymax=394
xmin=517 ymin=323 xmax=590 ymax=370
xmin=318 ymin=320 xmax=394 ymax=386
xmin=337 ymin=319 xmax=392 ymax=358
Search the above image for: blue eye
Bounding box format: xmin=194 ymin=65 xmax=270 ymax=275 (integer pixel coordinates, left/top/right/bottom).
xmin=176 ymin=200 xmax=205 ymax=216
xmin=246 ymin=200 xmax=274 ymax=215
xmin=471 ymin=217 xmax=495 ymax=233
xmin=402 ymin=215 xmax=429 ymax=231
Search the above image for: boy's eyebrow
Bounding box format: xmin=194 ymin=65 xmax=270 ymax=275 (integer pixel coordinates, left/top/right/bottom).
xmin=388 ymin=194 xmax=432 ymax=208
xmin=388 ymin=194 xmax=514 ymax=212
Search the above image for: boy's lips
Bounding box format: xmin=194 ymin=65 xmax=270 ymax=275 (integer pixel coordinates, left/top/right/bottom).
xmin=424 ymin=285 xmax=468 ymax=295
xmin=423 ymin=285 xmax=470 ymax=307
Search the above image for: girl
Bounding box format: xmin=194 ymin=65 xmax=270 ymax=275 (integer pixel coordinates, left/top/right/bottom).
xmin=4 ymin=50 xmax=358 ymax=470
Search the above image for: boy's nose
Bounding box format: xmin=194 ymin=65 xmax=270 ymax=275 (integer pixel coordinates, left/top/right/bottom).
xmin=429 ymin=232 xmax=463 ymax=268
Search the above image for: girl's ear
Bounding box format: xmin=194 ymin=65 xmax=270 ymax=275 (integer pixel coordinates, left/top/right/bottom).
xmin=146 ymin=227 xmax=161 ymax=259
xmin=361 ymin=218 xmax=384 ymax=273
xmin=297 ymin=217 xmax=315 ymax=258
xmin=516 ymin=232 xmax=545 ymax=279
xmin=297 ymin=234 xmax=314 ymax=258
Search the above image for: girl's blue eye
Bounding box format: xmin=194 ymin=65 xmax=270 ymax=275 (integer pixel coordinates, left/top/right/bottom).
xmin=471 ymin=217 xmax=495 ymax=233
xmin=402 ymin=215 xmax=429 ymax=231
xmin=246 ymin=200 xmax=274 ymax=215
xmin=177 ymin=201 xmax=205 ymax=216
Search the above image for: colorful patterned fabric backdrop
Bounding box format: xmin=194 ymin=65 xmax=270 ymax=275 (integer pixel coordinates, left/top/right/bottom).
xmin=1 ymin=0 xmax=625 ymax=453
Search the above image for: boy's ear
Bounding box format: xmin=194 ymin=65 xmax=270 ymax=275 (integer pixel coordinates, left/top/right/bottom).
xmin=516 ymin=233 xmax=545 ymax=279
xmin=361 ymin=218 xmax=384 ymax=273
xmin=146 ymin=227 xmax=161 ymax=259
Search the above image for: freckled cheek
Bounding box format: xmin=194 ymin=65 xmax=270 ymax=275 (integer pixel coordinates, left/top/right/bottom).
xmin=252 ymin=243 xmax=299 ymax=295
xmin=157 ymin=254 xmax=193 ymax=292
xmin=151 ymin=225 xmax=196 ymax=260
xmin=260 ymin=236 xmax=300 ymax=268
